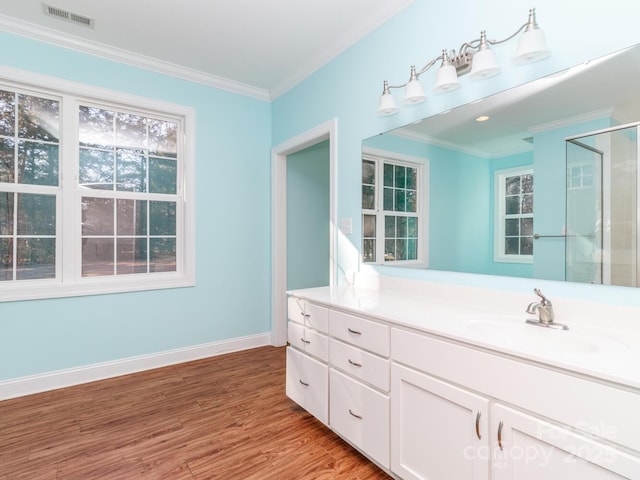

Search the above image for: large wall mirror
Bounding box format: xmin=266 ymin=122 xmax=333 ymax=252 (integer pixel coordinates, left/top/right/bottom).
xmin=362 ymin=43 xmax=640 ymax=287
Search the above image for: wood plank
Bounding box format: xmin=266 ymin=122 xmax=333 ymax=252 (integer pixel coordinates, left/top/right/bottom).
xmin=0 ymin=346 xmax=391 ymax=479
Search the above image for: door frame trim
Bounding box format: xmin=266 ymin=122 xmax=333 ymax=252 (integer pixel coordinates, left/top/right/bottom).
xmin=271 ymin=119 xmax=338 ymax=346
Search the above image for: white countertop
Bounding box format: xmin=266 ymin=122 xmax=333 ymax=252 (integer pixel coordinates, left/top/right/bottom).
xmin=288 ymin=280 xmax=640 ymax=390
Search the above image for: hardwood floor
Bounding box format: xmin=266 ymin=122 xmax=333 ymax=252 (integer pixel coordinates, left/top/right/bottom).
xmin=0 ymin=346 xmax=391 ymax=479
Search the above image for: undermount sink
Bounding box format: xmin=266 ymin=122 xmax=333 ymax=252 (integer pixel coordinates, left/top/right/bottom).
xmin=462 ymin=316 xmax=620 ymax=355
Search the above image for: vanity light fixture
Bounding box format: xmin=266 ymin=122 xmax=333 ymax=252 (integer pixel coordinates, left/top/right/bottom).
xmin=377 ymin=8 xmax=550 ymax=116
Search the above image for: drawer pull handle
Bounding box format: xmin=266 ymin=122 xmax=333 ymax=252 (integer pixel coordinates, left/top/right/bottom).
xmin=348 ymin=359 xmax=362 ymax=367
xmin=497 ymin=421 xmax=504 ymax=450
xmin=300 ymin=337 xmax=311 ymax=344
xmin=299 ymin=379 xmax=309 ymax=387
xmin=349 ymin=409 xmax=363 ymax=420
xmin=347 ymin=328 xmax=362 ymax=335
xmin=475 ymin=411 xmax=482 ymax=440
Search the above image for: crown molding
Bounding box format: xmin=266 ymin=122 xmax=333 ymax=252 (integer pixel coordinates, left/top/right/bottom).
xmin=528 ymin=107 xmax=616 ymax=134
xmin=391 ymin=127 xmax=492 ymax=158
xmin=0 ymin=14 xmax=271 ymax=101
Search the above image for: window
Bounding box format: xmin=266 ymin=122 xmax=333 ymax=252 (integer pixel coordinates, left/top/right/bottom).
xmin=0 ymin=73 xmax=194 ymax=301
xmin=494 ymin=167 xmax=533 ymax=263
xmin=362 ymin=153 xmax=425 ymax=265
xmin=567 ymin=163 xmax=594 ymax=189
xmin=78 ymin=105 xmax=179 ymax=276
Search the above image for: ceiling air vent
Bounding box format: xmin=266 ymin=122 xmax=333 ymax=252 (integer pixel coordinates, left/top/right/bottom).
xmin=42 ymin=3 xmax=95 ymax=28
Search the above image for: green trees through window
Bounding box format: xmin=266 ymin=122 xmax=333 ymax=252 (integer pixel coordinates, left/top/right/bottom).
xmin=0 ymin=83 xmax=186 ymax=289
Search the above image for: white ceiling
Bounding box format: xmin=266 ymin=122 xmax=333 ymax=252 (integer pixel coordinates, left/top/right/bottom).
xmin=0 ymin=0 xmax=413 ymax=100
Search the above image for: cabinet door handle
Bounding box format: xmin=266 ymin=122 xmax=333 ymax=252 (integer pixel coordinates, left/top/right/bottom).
xmin=347 ymin=328 xmax=362 ymax=335
xmin=349 ymin=409 xmax=363 ymax=420
xmin=299 ymin=379 xmax=309 ymax=387
xmin=300 ymin=312 xmax=310 ymax=318
xmin=348 ymin=359 xmax=362 ymax=367
xmin=497 ymin=421 xmax=504 ymax=450
xmin=300 ymin=337 xmax=311 ymax=344
xmin=475 ymin=411 xmax=482 ymax=440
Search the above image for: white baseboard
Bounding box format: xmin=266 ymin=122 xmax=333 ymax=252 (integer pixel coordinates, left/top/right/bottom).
xmin=0 ymin=333 xmax=271 ymax=401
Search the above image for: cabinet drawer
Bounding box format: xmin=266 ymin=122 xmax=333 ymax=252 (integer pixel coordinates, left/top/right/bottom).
xmin=306 ymin=302 xmax=329 ymax=333
xmin=287 ymin=296 xmax=329 ymax=333
xmin=329 ymin=310 xmax=390 ymax=356
xmin=288 ymin=321 xmax=329 ymax=362
xmin=329 ymin=338 xmax=390 ymax=391
xmin=329 ymin=368 xmax=390 ymax=468
xmin=287 ymin=296 xmax=305 ymax=324
xmin=286 ymin=347 xmax=328 ymax=425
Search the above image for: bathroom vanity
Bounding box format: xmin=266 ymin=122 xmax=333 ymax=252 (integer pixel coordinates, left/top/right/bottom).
xmin=285 ymin=276 xmax=640 ymax=479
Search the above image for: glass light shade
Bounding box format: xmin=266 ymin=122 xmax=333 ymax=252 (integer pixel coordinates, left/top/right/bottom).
xmin=403 ymin=78 xmax=427 ymax=104
xmin=377 ymin=91 xmax=399 ymax=115
xmin=513 ymin=28 xmax=550 ymax=64
xmin=433 ymin=63 xmax=460 ymax=93
xmin=469 ymin=48 xmax=501 ymax=80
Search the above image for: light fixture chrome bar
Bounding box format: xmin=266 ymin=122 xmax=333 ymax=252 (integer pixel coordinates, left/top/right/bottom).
xmin=377 ymin=8 xmax=550 ymax=116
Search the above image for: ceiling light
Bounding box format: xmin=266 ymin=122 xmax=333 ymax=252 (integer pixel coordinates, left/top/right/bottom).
xmin=476 ymin=115 xmax=490 ymax=122
xmin=377 ymin=8 xmax=550 ymax=116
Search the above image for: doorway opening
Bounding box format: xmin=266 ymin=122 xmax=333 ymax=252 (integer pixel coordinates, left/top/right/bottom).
xmin=271 ymin=120 xmax=337 ymax=345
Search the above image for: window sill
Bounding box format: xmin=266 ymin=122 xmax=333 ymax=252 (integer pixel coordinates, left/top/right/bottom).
xmin=493 ymin=255 xmax=533 ymax=264
xmin=0 ymin=274 xmax=195 ymax=303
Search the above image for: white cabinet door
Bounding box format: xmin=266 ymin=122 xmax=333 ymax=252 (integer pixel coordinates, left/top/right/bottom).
xmin=285 ymin=347 xmax=328 ymax=425
xmin=391 ymin=363 xmax=490 ymax=480
xmin=329 ymin=368 xmax=390 ymax=468
xmin=492 ymin=404 xmax=640 ymax=480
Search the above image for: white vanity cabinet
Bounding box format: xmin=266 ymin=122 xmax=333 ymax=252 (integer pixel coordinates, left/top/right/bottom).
xmin=285 ymin=286 xmax=640 ymax=480
xmin=391 ymin=328 xmax=640 ymax=480
xmin=285 ymin=296 xmax=329 ymax=425
xmin=391 ymin=363 xmax=490 ymax=480
xmin=328 ymin=309 xmax=391 ymax=469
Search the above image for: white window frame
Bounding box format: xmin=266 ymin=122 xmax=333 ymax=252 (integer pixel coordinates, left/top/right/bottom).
xmin=567 ymin=162 xmax=595 ymax=190
xmin=494 ymin=166 xmax=533 ymax=264
xmin=361 ymin=147 xmax=428 ymax=267
xmin=0 ymin=66 xmax=195 ymax=302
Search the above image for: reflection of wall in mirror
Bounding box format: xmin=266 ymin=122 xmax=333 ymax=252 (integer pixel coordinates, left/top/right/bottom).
xmin=363 ymin=114 xmax=627 ymax=282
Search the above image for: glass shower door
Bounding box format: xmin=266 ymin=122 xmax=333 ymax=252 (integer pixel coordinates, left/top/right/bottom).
xmin=565 ymin=139 xmax=603 ymax=284
xmin=566 ymin=124 xmax=638 ymax=286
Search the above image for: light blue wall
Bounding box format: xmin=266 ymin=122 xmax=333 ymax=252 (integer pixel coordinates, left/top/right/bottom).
xmin=363 ymin=134 xmax=535 ymax=277
xmin=286 ymin=140 xmax=330 ymax=290
xmin=362 ymin=135 xmax=490 ymax=272
xmin=3 ymin=0 xmax=640 ymax=382
xmin=0 ymin=32 xmax=272 ymax=380
xmin=273 ymin=0 xmax=640 ymax=306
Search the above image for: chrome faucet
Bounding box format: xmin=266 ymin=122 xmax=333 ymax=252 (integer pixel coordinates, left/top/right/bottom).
xmin=525 ymin=288 xmax=568 ymax=330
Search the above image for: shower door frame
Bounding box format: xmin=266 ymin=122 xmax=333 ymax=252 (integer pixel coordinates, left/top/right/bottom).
xmin=566 ymin=121 xmax=640 ymax=286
